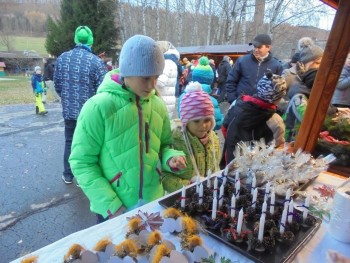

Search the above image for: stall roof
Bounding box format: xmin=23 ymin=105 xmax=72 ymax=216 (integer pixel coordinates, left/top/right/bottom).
xmin=177 ymin=44 xmax=252 ymax=55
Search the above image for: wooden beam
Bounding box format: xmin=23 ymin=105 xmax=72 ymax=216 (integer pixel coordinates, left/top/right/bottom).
xmin=294 ymin=0 xmax=350 ymax=153
xmin=320 ymin=0 xmax=339 ymax=9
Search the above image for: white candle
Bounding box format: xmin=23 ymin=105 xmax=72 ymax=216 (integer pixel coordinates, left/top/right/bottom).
xmin=258 ymin=214 xmax=266 ymax=241
xmin=222 ymin=175 xmax=227 ymax=186
xmin=207 ymin=169 xmax=212 ymax=188
xmin=303 ymin=196 xmax=310 ymax=221
xmin=235 ymin=180 xmax=240 ymax=198
xmin=270 ymin=191 xmax=275 ymax=214
xmin=235 ymin=170 xmax=240 ymax=183
xmin=219 ymin=184 xmax=224 ymax=208
xmin=284 ymin=188 xmax=291 ymax=210
xmin=251 ymin=175 xmax=256 ymax=195
xmin=213 ymin=177 xmax=218 ymax=198
xmin=199 ymin=183 xmax=204 ymax=205
xmin=181 ymin=185 xmax=186 ymax=209
xmin=261 ymin=200 xmax=267 ymax=214
xmin=288 ymin=199 xmax=294 ymax=223
xmin=211 ymin=196 xmax=217 ymax=220
xmin=264 ymin=182 xmax=271 ymax=202
xmin=252 ymin=188 xmax=258 ymax=208
xmin=236 ymin=208 xmax=244 ymax=235
xmin=280 ymin=207 xmax=288 ymax=234
xmin=196 ymin=175 xmax=200 ymax=193
xmin=224 ymin=165 xmax=228 ymax=176
xmin=230 ymin=194 xmax=236 ymax=218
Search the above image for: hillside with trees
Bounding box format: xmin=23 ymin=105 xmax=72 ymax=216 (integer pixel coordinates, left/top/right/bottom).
xmin=0 ymin=0 xmax=334 ymax=61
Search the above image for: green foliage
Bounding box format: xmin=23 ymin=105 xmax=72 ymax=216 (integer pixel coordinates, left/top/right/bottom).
xmin=45 ymin=0 xmax=118 ymax=57
xmin=201 ymin=255 xmax=238 ymax=263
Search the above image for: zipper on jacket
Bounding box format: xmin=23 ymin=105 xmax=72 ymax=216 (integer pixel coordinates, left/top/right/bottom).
xmin=136 ymin=96 xmax=144 ymax=199
xmin=156 ymin=167 xmax=162 ymax=183
xmin=145 ymin=122 xmax=150 ymax=153
xmin=109 ymin=172 xmax=122 ymax=187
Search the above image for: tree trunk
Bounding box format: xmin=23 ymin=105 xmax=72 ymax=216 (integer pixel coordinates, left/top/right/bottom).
xmin=253 ymin=0 xmax=265 ymax=35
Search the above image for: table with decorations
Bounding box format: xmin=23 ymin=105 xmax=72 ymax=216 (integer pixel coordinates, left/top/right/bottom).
xmin=13 ymin=142 xmax=350 ymax=263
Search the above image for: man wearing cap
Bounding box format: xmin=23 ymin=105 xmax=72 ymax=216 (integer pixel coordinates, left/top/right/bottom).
xmin=225 ymin=34 xmax=283 ymax=104
xmin=54 ymin=25 xmax=107 ymax=184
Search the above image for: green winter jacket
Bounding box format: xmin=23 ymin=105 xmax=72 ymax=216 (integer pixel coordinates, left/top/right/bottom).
xmin=69 ymin=70 xmax=185 ymax=218
xmin=162 ymin=126 xmax=221 ymax=193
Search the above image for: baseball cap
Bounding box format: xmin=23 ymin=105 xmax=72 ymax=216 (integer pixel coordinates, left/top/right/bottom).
xmin=249 ymin=34 xmax=272 ymax=47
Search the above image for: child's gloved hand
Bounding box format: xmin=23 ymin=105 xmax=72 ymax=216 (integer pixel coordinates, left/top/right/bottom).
xmin=168 ymin=156 xmax=187 ymax=171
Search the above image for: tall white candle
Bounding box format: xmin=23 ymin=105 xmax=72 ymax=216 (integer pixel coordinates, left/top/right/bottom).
xmin=261 ymin=200 xmax=267 ymax=214
xmin=181 ymin=185 xmax=186 ymax=209
xmin=222 ymin=175 xmax=227 ymax=186
xmin=258 ymin=214 xmax=266 ymax=241
xmin=251 ymin=175 xmax=256 ymax=195
xmin=284 ymin=188 xmax=291 ymax=210
xmin=279 ymin=207 xmax=288 ymax=234
xmin=224 ymin=165 xmax=228 ymax=176
xmin=235 ymin=180 xmax=241 ymax=198
xmin=199 ymin=183 xmax=204 ymax=205
xmin=213 ymin=177 xmax=218 ymax=198
xmin=288 ymin=199 xmax=294 ymax=223
xmin=303 ymin=196 xmax=310 ymax=221
xmin=270 ymin=191 xmax=275 ymax=214
xmin=219 ymin=183 xmax=224 ymax=208
xmin=264 ymin=182 xmax=271 ymax=202
xmin=207 ymin=169 xmax=212 ymax=188
xmin=252 ymin=188 xmax=258 ymax=208
xmin=211 ymin=196 xmax=217 ymax=220
xmin=236 ymin=208 xmax=244 ymax=235
xmin=196 ymin=175 xmax=200 ymax=193
xmin=230 ymin=194 xmax=236 ymax=218
xmin=235 ymin=170 xmax=240 ymax=183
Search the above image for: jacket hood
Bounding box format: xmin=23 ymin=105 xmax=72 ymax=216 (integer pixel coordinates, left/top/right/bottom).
xmin=97 ymin=69 xmax=156 ymax=99
xmin=164 ymin=53 xmax=179 ymax=64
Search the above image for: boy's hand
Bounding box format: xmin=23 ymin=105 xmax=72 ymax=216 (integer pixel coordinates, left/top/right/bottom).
xmin=168 ymin=156 xmax=187 ymax=171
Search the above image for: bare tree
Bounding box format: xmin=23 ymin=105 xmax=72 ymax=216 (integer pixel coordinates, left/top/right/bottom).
xmin=0 ymin=29 xmax=15 ymax=51
xmin=253 ymin=0 xmax=266 ymax=35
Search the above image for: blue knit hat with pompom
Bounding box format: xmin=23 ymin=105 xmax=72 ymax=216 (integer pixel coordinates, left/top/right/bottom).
xmin=191 ymin=56 xmax=214 ymax=85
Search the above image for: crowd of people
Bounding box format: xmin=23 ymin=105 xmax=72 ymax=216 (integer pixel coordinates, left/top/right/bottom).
xmin=31 ymin=26 xmax=350 ymax=223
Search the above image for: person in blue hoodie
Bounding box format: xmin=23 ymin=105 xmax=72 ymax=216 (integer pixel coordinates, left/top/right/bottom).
xmin=31 ymin=66 xmax=47 ymax=115
xmin=177 ymin=56 xmax=224 ymax=130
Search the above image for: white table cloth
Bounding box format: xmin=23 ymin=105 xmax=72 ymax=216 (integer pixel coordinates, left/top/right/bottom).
xmin=11 ymin=172 xmax=350 ymax=263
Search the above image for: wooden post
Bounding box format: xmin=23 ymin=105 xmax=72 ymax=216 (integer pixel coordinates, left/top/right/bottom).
xmin=294 ymin=0 xmax=350 ymax=153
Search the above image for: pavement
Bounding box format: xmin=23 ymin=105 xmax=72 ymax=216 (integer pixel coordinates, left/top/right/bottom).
xmin=0 ymin=101 xmax=230 ymax=263
xmin=0 ymin=102 xmax=95 ymax=263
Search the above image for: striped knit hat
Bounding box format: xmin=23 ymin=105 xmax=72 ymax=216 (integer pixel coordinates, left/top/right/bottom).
xmin=191 ymin=56 xmax=214 ymax=85
xmin=180 ymin=81 xmax=215 ymax=129
xmin=257 ymin=70 xmax=287 ymax=103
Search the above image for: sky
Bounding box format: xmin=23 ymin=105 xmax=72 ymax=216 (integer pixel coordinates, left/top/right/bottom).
xmin=318 ymin=10 xmax=336 ymax=30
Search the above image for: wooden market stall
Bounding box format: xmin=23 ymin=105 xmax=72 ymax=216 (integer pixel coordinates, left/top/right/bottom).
xmin=295 ymin=0 xmax=350 ymax=176
xmin=177 ymin=44 xmax=252 ymax=66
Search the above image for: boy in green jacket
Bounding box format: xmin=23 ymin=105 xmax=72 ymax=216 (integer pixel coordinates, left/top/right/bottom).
xmin=69 ymin=35 xmax=186 ymax=223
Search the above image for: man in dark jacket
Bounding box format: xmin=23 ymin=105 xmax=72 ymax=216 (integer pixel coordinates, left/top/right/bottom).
xmin=54 ymin=26 xmax=107 ymax=184
xmin=217 ymin=56 xmax=232 ymax=103
xmin=225 ymin=34 xmax=283 ymax=104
